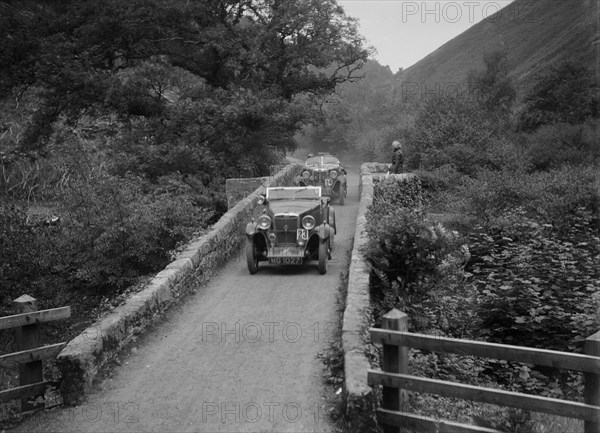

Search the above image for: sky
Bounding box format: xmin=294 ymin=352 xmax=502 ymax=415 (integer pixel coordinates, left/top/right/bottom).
xmin=338 ymin=0 xmax=516 ymax=73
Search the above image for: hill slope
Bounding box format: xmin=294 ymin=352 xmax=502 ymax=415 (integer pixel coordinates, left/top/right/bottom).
xmin=395 ymin=0 xmax=599 ymax=99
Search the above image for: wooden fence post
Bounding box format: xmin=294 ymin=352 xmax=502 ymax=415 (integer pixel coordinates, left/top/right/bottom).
xmin=585 ymin=331 xmax=600 ymax=433
xmin=13 ymin=294 xmax=43 ymax=412
xmin=381 ymin=309 xmax=409 ymax=433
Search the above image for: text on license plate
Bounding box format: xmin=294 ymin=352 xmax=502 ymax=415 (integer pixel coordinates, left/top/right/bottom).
xmin=269 ymin=256 xmax=303 ymax=265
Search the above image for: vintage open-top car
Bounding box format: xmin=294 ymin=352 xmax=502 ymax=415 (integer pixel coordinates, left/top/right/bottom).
xmin=297 ymin=153 xmax=347 ymax=205
xmin=245 ymin=186 xmax=336 ymax=274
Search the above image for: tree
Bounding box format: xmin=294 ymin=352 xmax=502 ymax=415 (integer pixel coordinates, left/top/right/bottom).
xmin=467 ymin=51 xmax=516 ymax=121
xmin=406 ymin=95 xmax=494 ymax=173
xmin=0 ymin=0 xmax=370 ymax=301
xmin=2 ymin=0 xmax=369 ymax=152
xmin=517 ymin=61 xmax=598 ymax=132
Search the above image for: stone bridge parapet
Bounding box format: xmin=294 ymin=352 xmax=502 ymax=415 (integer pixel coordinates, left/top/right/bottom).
xmin=342 ymin=163 xmax=414 ymax=429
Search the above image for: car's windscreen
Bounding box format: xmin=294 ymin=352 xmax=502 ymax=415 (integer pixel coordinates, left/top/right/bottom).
xmin=322 ymin=156 xmax=339 ymax=164
xmin=267 ymin=187 xmax=321 ymax=200
xmin=305 ymin=156 xmax=339 ymax=165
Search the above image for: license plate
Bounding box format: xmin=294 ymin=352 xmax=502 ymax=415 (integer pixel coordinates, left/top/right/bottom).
xmin=269 ymin=256 xmax=303 ymax=265
xmin=297 ymin=229 xmax=309 ymax=240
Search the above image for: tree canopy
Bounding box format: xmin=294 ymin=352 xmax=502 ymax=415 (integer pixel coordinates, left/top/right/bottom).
xmin=0 ymin=0 xmax=369 ymax=298
xmin=1 ymin=0 xmax=369 ymax=154
xmin=517 ymin=61 xmax=598 ymax=132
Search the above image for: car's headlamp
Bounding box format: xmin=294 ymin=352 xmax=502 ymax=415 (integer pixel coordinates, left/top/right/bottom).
xmin=257 ymin=215 xmax=271 ymax=230
xmin=257 ymin=195 xmax=265 ymax=204
xmin=302 ymin=170 xmax=310 ymax=179
xmin=330 ymin=170 xmax=338 ymax=179
xmin=302 ymin=215 xmax=316 ymax=230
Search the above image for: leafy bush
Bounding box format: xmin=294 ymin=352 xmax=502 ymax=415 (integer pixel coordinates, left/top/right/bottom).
xmin=457 ymin=169 xmax=529 ymax=226
xmin=409 ymin=351 xmax=539 ymax=432
xmin=365 ymin=168 xmax=598 ymax=433
xmin=370 ymin=176 xmax=424 ymax=217
xmin=458 ymin=165 xmax=600 ymax=231
xmin=480 ymin=136 xmax=533 ymax=173
xmin=418 ymin=267 xmax=479 ymax=338
xmin=528 ymin=165 xmax=600 ymax=232
xmin=54 ymin=174 xmax=206 ymax=292
xmin=525 ymin=120 xmax=600 ymax=170
xmin=517 ymin=61 xmax=598 ymax=132
xmin=365 ymin=209 xmax=458 ymax=300
xmin=0 ymin=205 xmax=43 ymax=314
xmin=407 ymin=95 xmax=493 ymax=171
xmin=415 ymin=165 xmax=463 ymax=193
xmin=467 ymin=208 xmax=600 ymax=351
xmin=365 ymin=179 xmax=464 ymax=323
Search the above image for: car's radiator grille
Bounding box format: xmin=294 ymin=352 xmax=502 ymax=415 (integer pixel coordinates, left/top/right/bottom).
xmin=274 ymin=215 xmax=298 ymax=244
xmin=276 ymin=231 xmax=297 ymax=244
xmin=274 ymin=216 xmax=298 ymax=231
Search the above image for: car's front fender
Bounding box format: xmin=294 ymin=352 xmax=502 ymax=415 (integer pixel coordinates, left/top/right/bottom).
xmin=328 ymin=207 xmax=336 ymax=234
xmin=246 ymin=221 xmax=258 ymax=237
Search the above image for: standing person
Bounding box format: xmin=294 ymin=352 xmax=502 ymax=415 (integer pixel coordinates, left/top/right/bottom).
xmin=390 ymin=140 xmax=404 ymax=174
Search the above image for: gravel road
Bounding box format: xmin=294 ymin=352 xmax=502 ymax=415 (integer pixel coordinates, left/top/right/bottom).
xmin=10 ymin=169 xmax=360 ymax=433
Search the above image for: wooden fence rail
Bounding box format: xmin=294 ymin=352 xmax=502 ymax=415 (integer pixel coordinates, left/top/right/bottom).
xmin=368 ymin=309 xmax=600 ymax=433
xmin=0 ymin=295 xmax=70 ymax=414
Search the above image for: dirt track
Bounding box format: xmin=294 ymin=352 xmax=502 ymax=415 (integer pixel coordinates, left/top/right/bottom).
xmin=11 ymin=169 xmax=360 ymax=433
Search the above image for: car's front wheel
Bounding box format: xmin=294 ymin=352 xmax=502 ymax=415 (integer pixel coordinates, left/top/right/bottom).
xmin=246 ymin=239 xmax=259 ymax=274
xmin=318 ymin=240 xmax=328 ymax=274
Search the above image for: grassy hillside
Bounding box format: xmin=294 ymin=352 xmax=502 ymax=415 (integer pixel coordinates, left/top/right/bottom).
xmin=395 ymin=0 xmax=599 ymax=99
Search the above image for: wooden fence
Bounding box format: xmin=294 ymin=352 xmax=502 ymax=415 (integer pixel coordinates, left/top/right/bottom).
xmin=368 ymin=309 xmax=600 ymax=433
xmin=0 ymin=295 xmax=70 ymax=414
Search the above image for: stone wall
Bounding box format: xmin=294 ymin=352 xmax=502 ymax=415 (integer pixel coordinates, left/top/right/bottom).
xmin=342 ymin=163 xmax=415 ymax=429
xmin=342 ymin=170 xmax=377 ymax=430
xmin=57 ymin=164 xmax=302 ymax=404
xmin=359 ymin=162 xmax=390 ymax=176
